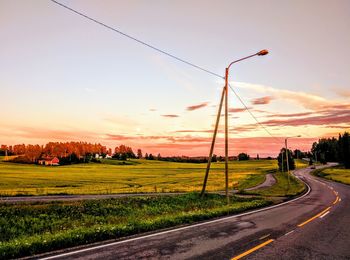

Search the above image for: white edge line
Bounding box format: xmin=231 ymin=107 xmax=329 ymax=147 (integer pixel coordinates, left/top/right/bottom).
xmin=41 ymin=173 xmax=312 ymax=260
xmin=284 ymin=230 xmax=295 ymax=236
xmin=319 ymin=211 xmax=330 ymax=219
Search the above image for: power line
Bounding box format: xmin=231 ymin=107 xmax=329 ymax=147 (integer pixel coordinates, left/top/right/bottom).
xmin=50 ymin=0 xmax=223 ymax=79
xmin=50 ymin=0 xmax=281 ymax=141
xmin=228 ymin=84 xmax=281 ymax=142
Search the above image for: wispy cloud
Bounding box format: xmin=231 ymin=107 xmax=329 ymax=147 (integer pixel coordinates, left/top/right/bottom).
xmin=233 ymin=81 xmax=330 ymax=110
xmin=335 ymin=88 xmax=350 ymax=98
xmin=260 ymin=109 xmax=350 ymax=127
xmin=186 ymin=102 xmax=209 ymax=111
xmin=266 ymin=112 xmax=313 ymax=118
xmin=0 ymin=126 xmax=97 ymax=141
xmin=229 ymin=107 xmax=251 ymax=113
xmin=251 ymin=96 xmax=273 ymax=105
xmin=104 ymin=132 xmax=317 ymax=157
xmin=161 ymin=114 xmax=179 ymax=118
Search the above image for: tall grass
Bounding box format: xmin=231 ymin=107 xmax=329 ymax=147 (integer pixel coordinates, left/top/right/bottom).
xmin=240 ymin=170 xmax=306 ymax=197
xmin=0 ymin=193 xmax=271 ymax=258
xmin=313 ymin=166 xmax=350 ymax=185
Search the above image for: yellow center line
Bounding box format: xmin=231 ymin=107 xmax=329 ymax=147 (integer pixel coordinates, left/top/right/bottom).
xmin=231 ymin=239 xmax=274 ymax=260
xmin=298 ymin=207 xmax=331 ymax=227
xmin=333 ymin=196 xmax=339 ymax=205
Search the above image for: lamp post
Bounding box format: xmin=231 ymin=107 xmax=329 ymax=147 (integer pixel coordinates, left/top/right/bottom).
xmin=200 ymin=50 xmax=269 ymax=203
xmin=285 ymin=135 xmax=301 ymax=188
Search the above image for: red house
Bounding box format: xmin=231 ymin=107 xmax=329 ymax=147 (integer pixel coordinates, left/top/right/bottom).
xmin=38 ymin=157 xmax=60 ymax=166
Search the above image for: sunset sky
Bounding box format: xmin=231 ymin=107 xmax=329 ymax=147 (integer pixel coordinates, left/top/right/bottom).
xmin=1 ymin=0 xmax=350 ymax=156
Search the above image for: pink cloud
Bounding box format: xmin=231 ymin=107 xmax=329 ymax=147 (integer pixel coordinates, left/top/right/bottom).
xmin=161 ymin=114 xmax=179 ymax=118
xmin=261 ymin=109 xmax=350 ymax=127
xmin=186 ymin=102 xmax=209 ymax=111
xmin=229 ymin=107 xmax=251 ymax=113
xmin=105 ymin=134 xmax=317 ymax=157
xmin=251 ymin=96 xmax=273 ymax=105
xmin=174 ymin=129 xmax=213 ymax=133
xmin=267 ymin=112 xmax=313 ymax=118
xmin=335 ymin=88 xmax=350 ymax=98
xmin=6 ymin=127 xmax=97 ymax=141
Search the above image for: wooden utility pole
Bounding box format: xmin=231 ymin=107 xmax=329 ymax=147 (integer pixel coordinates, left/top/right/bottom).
xmin=200 ymin=86 xmax=225 ymax=197
xmin=224 ymin=68 xmax=229 ymax=204
xmin=200 ymin=50 xmax=269 ymax=203
xmin=285 ymin=139 xmax=290 ymax=189
xmin=201 ymin=68 xmax=229 ymax=203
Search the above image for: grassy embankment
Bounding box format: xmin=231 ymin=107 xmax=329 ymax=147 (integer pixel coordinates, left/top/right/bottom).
xmin=0 ymin=193 xmax=271 ymax=259
xmin=0 ymin=157 xmax=277 ymax=196
xmin=313 ymin=166 xmax=350 ymax=185
xmin=239 ymin=160 xmax=308 ymax=197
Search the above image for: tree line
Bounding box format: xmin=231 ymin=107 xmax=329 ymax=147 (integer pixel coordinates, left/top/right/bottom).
xmin=311 ymin=132 xmax=350 ymax=168
xmin=1 ymin=142 xmax=270 ymax=165
xmin=0 ymin=142 xmax=109 ymax=164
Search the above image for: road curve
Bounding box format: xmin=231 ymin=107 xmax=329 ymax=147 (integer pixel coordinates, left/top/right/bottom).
xmin=245 ymin=173 xmax=276 ymax=191
xmin=34 ymin=165 xmax=349 ymax=260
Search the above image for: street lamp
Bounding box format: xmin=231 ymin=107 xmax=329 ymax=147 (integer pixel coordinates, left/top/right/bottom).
xmin=285 ymin=135 xmax=301 ymax=188
xmin=200 ymin=50 xmax=269 ymax=203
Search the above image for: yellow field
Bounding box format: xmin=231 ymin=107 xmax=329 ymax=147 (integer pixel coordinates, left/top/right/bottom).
xmin=0 ymin=158 xmax=283 ymax=196
xmin=319 ymin=167 xmax=350 ymax=185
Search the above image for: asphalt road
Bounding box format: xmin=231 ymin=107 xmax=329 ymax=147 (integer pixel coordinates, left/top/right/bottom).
xmin=245 ymin=173 xmax=276 ymax=191
xmin=35 ymin=164 xmax=349 ymax=260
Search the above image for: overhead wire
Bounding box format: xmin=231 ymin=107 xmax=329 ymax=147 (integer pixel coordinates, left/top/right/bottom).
xmin=50 ymin=0 xmax=223 ymax=79
xmin=228 ymin=84 xmax=281 ymax=142
xmin=50 ymin=0 xmax=282 ymax=140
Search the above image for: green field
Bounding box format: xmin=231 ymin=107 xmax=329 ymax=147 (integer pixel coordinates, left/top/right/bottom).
xmin=241 ymin=171 xmax=306 ymax=197
xmin=0 ymin=158 xmax=308 ymax=258
xmin=0 ymin=158 xmax=280 ymax=196
xmin=0 ymin=194 xmax=271 ymax=258
xmin=314 ymin=166 xmax=350 ymax=185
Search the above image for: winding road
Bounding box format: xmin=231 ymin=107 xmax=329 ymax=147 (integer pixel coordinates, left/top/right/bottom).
xmin=245 ymin=173 xmax=276 ymax=191
xmin=34 ymin=164 xmax=349 ymax=260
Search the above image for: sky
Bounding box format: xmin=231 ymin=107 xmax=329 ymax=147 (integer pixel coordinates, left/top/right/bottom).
xmin=1 ymin=0 xmax=350 ymax=157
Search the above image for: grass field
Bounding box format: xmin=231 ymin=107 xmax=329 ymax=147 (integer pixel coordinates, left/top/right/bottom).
xmin=0 ymin=158 xmax=308 ymax=258
xmin=0 ymin=194 xmax=271 ymax=258
xmin=313 ymin=166 xmax=350 ymax=185
xmin=241 ymin=171 xmax=306 ymax=197
xmin=0 ymin=157 xmax=280 ymax=196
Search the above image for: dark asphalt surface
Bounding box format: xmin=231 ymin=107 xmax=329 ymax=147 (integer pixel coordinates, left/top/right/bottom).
xmin=245 ymin=173 xmax=276 ymax=191
xmin=36 ymin=165 xmax=349 ymax=260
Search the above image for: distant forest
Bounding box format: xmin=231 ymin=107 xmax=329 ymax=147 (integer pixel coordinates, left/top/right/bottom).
xmin=1 ymin=131 xmax=349 ymax=167
xmin=0 ymin=142 xmax=109 ymax=164
xmin=311 ymin=132 xmax=350 ymax=168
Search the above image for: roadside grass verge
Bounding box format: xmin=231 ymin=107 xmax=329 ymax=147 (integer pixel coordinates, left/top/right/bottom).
xmin=295 ymin=159 xmax=309 ymax=169
xmin=0 ymin=193 xmax=271 ymax=259
xmin=239 ymin=170 xmax=306 ymax=197
xmin=312 ymin=166 xmax=350 ymax=185
xmin=237 ymin=171 xmax=270 ymax=191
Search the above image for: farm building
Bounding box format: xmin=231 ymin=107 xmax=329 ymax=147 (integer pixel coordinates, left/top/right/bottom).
xmin=38 ymin=157 xmax=60 ymax=166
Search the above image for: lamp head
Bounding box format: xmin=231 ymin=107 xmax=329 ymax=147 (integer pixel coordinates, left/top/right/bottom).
xmin=257 ymin=49 xmax=269 ymax=56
